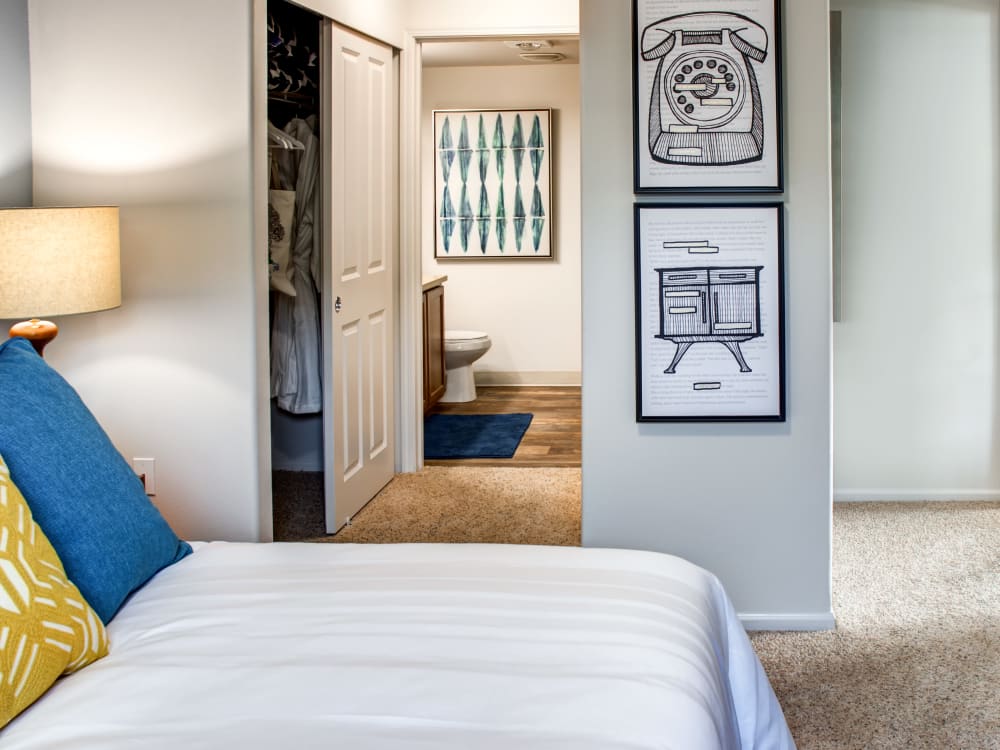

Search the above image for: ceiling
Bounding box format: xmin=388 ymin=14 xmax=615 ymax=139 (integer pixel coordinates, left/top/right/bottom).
xmin=421 ymin=38 xmax=579 ymax=68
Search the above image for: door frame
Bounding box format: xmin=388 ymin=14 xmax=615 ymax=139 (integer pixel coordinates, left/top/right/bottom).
xmin=254 ymin=19 xmax=580 ymax=540
xmin=396 ymin=26 xmax=578 ymax=473
xmin=253 ymin=0 xmax=408 ymax=540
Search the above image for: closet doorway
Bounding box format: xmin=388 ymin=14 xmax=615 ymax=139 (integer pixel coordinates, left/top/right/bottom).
xmin=269 ymin=0 xmax=398 ymax=538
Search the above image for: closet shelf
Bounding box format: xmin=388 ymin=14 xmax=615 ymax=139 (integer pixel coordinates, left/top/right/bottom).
xmin=268 ymin=91 xmax=317 ymax=105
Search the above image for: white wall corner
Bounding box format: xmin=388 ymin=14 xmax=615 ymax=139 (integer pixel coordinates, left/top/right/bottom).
xmin=398 ymin=31 xmax=425 ymax=474
xmin=0 ymin=0 xmax=32 ymax=206
xmin=252 ymin=0 xmax=273 ymax=542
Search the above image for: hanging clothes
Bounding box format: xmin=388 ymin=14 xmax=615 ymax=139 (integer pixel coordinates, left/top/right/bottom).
xmin=270 ymin=116 xmax=322 ymax=414
xmin=268 ymin=122 xmax=305 ymax=152
xmin=267 ymin=122 xmax=304 ymax=297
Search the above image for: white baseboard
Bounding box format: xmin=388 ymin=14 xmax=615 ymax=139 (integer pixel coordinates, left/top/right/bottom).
xmin=739 ymin=612 xmax=837 ymax=631
xmin=475 ymin=370 xmax=582 ymax=386
xmin=834 ymin=489 xmax=1000 ymax=502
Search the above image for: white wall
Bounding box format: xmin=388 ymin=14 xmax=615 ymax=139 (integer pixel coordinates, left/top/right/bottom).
xmin=0 ymin=0 xmax=31 ymax=206
xmin=422 ymin=64 xmax=581 ymax=383
xmin=26 ymin=0 xmax=261 ymax=542
xmin=833 ymin=0 xmax=1000 ymax=501
xmin=303 ymin=0 xmax=406 ymax=47
xmin=580 ymin=0 xmax=833 ymax=627
xmin=407 ymin=0 xmax=577 ymax=33
xmin=26 ymin=0 xmax=410 ymax=538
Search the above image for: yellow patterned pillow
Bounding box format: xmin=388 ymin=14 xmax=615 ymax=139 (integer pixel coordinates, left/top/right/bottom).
xmin=0 ymin=453 xmax=109 ymax=728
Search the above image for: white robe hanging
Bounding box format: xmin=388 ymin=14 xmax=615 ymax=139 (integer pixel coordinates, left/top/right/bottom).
xmin=270 ymin=117 xmax=322 ymax=414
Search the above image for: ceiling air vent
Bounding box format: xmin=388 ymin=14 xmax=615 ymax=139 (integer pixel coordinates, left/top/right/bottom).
xmin=519 ymin=52 xmax=566 ymax=62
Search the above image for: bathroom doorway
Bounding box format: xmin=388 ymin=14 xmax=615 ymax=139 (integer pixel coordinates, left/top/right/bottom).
xmin=419 ymin=37 xmax=582 ymax=468
xmin=273 ymin=35 xmax=584 ymax=544
xmin=362 ymin=36 xmax=585 ymax=544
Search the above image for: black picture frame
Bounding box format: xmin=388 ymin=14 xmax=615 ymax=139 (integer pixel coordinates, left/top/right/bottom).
xmin=632 ymin=0 xmax=784 ymax=193
xmin=634 ymin=202 xmax=785 ymax=421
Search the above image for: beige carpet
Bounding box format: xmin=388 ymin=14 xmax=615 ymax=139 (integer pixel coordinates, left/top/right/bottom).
xmin=751 ymin=502 xmax=1000 ymax=749
xmin=278 ymin=466 xmax=582 ymax=546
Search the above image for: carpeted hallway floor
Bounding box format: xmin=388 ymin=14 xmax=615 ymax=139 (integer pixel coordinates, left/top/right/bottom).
xmin=274 ymin=470 xmax=999 ymax=748
xmin=323 ymin=466 xmax=581 ymax=545
xmin=751 ymin=501 xmax=1000 ymax=749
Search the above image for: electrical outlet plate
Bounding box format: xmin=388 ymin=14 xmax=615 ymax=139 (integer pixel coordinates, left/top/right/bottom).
xmin=132 ymin=458 xmax=156 ymax=495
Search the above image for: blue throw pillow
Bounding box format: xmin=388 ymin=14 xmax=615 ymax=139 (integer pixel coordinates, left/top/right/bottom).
xmin=0 ymin=337 xmax=192 ymax=623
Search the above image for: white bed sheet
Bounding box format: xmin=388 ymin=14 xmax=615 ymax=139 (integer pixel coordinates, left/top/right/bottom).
xmin=3 ymin=542 xmax=794 ymax=749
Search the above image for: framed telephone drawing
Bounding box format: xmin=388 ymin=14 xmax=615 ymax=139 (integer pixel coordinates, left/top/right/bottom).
xmin=634 ymin=203 xmax=785 ymax=421
xmin=633 ymin=0 xmax=783 ymax=192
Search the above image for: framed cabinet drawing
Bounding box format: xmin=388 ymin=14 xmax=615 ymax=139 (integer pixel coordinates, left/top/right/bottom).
xmin=632 ymin=0 xmax=783 ymax=193
xmin=634 ymin=203 xmax=785 ymax=421
xmin=433 ymin=108 xmax=552 ymax=259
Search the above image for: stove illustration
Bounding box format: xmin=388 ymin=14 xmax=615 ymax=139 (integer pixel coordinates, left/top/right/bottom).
xmin=655 ymin=265 xmax=763 ymax=373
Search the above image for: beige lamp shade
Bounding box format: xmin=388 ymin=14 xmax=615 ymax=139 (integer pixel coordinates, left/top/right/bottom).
xmin=1 ymin=206 xmax=121 ymax=356
xmin=0 ymin=206 xmax=121 ymax=319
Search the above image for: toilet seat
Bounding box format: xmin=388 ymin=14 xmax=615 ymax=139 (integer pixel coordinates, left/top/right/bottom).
xmin=444 ymin=329 xmax=489 ymax=343
xmin=444 ymin=330 xmax=490 ymax=352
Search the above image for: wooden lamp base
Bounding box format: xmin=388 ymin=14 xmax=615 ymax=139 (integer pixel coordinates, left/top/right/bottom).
xmin=9 ymin=319 xmax=59 ymax=356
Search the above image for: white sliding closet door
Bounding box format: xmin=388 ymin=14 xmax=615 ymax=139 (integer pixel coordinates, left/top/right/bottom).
xmin=323 ymin=23 xmax=396 ymax=533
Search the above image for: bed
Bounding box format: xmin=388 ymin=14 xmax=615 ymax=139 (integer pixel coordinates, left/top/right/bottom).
xmin=3 ymin=540 xmax=793 ymax=749
xmin=0 ymin=335 xmax=795 ymax=748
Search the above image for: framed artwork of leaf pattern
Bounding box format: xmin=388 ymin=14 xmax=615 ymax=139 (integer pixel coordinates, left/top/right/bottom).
xmin=433 ymin=109 xmax=552 ymax=259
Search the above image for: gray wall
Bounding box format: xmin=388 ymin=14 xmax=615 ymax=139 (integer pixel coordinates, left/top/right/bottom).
xmin=0 ymin=0 xmax=32 ymax=205
xmin=833 ymin=0 xmax=1000 ymax=501
xmin=580 ymin=0 xmax=833 ymax=628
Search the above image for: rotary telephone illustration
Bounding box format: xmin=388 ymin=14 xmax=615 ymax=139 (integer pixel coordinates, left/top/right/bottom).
xmin=641 ymin=12 xmax=768 ymax=166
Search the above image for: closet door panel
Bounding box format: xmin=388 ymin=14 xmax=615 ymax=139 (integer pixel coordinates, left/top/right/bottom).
xmin=339 ymin=320 xmax=362 ymax=481
xmin=367 ymin=55 xmax=390 ymax=274
xmin=324 ymin=23 xmax=396 ymax=533
xmin=368 ymin=309 xmax=389 ymax=458
xmin=338 ymin=45 xmax=363 ymax=281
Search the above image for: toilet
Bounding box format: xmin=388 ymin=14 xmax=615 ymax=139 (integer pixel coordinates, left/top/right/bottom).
xmin=441 ymin=330 xmax=491 ymax=403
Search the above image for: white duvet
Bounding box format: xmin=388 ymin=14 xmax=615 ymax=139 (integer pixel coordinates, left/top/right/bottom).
xmin=4 ymin=542 xmax=795 ymax=749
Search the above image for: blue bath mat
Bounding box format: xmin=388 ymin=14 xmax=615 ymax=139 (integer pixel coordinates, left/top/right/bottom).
xmin=424 ymin=413 xmax=533 ymax=459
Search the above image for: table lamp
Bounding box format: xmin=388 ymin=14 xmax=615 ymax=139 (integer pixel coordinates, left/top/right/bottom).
xmin=0 ymin=206 xmax=121 ymax=356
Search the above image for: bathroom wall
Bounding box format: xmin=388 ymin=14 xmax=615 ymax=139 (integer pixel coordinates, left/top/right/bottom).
xmin=422 ymin=63 xmax=582 ymax=385
xmin=0 ymin=0 xmax=32 ymax=206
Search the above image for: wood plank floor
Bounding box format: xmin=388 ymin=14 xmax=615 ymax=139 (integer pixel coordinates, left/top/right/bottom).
xmin=426 ymin=386 xmax=581 ymax=468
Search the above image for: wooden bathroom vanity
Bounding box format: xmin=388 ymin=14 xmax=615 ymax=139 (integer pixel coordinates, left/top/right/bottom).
xmin=423 ymin=275 xmax=447 ymax=412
